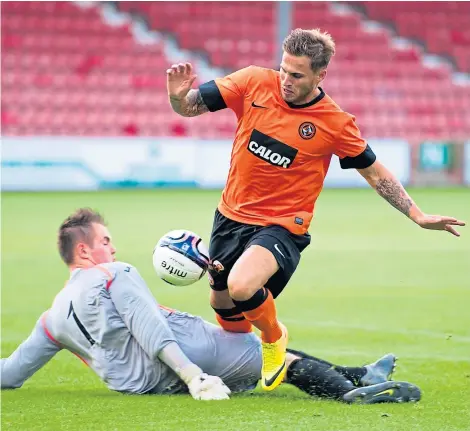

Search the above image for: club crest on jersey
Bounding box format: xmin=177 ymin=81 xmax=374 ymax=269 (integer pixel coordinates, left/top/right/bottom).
xmin=247 ymin=129 xmax=298 ymax=169
xmin=299 ymin=122 xmax=316 ymax=140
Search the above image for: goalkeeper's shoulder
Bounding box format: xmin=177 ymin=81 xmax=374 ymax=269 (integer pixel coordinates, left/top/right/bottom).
xmin=92 ymin=262 xmax=143 ymax=290
xmin=97 ymin=261 xmax=137 ymax=275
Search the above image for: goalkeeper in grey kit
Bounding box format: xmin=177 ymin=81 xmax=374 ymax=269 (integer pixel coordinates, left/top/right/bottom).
xmin=1 ymin=208 xmax=421 ymax=404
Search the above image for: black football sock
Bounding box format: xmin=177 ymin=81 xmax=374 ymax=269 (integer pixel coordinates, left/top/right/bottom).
xmin=286 ymin=358 xmax=355 ymax=400
xmin=287 ymin=348 xmax=367 ymax=387
xmin=331 ymin=366 xmax=367 ymax=387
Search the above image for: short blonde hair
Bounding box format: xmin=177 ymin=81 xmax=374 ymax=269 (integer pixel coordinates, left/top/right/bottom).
xmin=283 ymin=28 xmax=336 ymax=71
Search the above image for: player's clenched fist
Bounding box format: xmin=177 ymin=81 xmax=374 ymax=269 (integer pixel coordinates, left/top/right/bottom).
xmin=179 ymin=363 xmax=231 ymax=401
xmin=166 ymin=62 xmax=197 ymax=101
xmin=187 ymin=373 xmax=231 ymax=401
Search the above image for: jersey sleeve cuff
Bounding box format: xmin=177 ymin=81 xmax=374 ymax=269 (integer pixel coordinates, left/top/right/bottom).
xmin=199 ymin=80 xmax=227 ymax=112
xmin=339 ymin=144 xmax=376 ymax=169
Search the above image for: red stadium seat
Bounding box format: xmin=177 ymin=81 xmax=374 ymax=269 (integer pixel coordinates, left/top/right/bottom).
xmin=357 ymin=1 xmax=470 ymax=72
xmin=1 ymin=1 xmax=469 ymax=140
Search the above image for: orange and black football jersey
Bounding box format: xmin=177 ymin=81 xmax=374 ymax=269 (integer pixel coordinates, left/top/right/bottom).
xmin=199 ymin=66 xmax=376 ymax=235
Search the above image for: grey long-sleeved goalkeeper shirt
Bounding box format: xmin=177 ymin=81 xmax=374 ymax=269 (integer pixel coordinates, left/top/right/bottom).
xmin=1 ymin=262 xmax=262 ymax=394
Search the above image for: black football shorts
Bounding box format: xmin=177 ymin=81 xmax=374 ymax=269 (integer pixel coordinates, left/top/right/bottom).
xmin=208 ymin=209 xmax=311 ymax=299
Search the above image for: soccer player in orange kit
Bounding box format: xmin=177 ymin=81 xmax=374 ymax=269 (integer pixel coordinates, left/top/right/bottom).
xmin=167 ymin=28 xmax=465 ymax=391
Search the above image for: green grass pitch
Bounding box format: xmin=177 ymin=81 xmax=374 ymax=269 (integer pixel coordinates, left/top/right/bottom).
xmin=2 ymin=188 xmax=469 ymax=431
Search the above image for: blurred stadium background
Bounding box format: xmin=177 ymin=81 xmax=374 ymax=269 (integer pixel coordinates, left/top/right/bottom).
xmin=1 ymin=0 xmax=470 ymax=189
xmin=1 ymin=2 xmax=470 ymax=430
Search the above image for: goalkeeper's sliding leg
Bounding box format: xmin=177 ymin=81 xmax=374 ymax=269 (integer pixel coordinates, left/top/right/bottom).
xmin=283 ymin=349 xmax=421 ymax=404
xmin=165 ymin=309 xmax=422 ymax=403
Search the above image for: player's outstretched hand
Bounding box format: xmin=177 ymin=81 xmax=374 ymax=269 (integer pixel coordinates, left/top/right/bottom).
xmin=188 ymin=373 xmax=231 ymax=401
xmin=415 ymin=214 xmax=466 ymax=237
xmin=166 ymin=62 xmax=197 ymax=101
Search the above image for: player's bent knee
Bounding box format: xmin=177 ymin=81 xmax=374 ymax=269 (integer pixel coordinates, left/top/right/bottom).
xmin=227 ymin=245 xmax=279 ymax=301
xmin=227 ymin=273 xmax=258 ymax=301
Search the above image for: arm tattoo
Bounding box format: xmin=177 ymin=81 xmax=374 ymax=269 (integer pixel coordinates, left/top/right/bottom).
xmin=186 ymin=90 xmax=209 ymax=116
xmin=375 ymin=178 xmax=413 ymax=217
xmin=169 ymin=90 xmax=209 ymax=117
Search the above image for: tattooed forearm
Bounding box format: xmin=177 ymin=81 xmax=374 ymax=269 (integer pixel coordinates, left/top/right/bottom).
xmin=169 ymin=90 xmax=209 ymax=117
xmin=375 ymin=178 xmax=413 ymax=217
xmin=358 ymin=161 xmax=423 ymax=222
